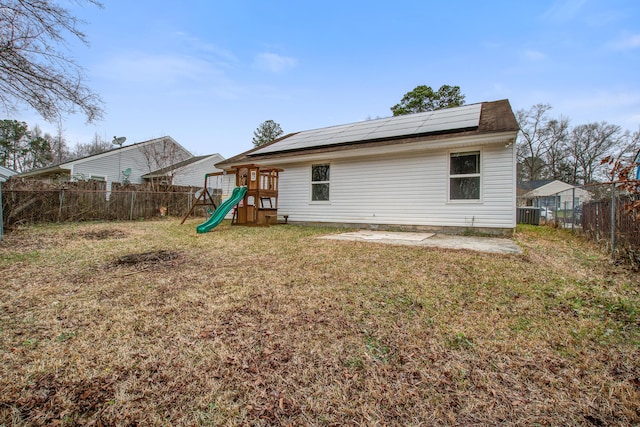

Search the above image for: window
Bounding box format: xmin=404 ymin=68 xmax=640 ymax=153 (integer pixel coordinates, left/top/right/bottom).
xmin=311 ymin=164 xmax=330 ymax=201
xmin=449 ymin=151 xmax=480 ymax=201
xmin=89 ymin=175 xmax=106 ymax=182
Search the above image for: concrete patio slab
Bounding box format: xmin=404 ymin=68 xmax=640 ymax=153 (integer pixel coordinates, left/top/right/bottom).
xmin=318 ymin=230 xmax=522 ymax=255
xmin=330 ymin=231 xmax=435 ymax=242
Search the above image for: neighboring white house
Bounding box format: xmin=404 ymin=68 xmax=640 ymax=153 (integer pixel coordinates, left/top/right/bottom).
xmin=517 ymin=180 xmax=592 ymax=211
xmin=18 ymin=136 xmax=193 ymax=188
xmin=141 ymin=153 xmax=226 ymax=187
xmin=216 ymin=99 xmax=519 ymax=235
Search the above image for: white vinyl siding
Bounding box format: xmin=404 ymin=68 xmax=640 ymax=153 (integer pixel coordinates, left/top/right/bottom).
xmin=70 ymin=138 xmax=191 ymax=186
xmin=277 ymin=144 xmax=515 ymax=229
xmin=172 ymin=154 xmax=225 ymax=187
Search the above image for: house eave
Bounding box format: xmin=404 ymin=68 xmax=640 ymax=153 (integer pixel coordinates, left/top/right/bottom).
xmin=218 ymin=131 xmax=518 ymax=169
xmin=17 ymin=165 xmax=71 ymax=178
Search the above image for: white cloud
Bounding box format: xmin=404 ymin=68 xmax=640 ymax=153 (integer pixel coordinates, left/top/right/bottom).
xmin=562 ymin=91 xmax=640 ymax=110
xmin=524 ymin=49 xmax=547 ymax=61
xmin=542 ymin=0 xmax=587 ymax=22
xmin=172 ymin=31 xmax=238 ymax=64
xmin=608 ymin=33 xmax=640 ymax=51
xmin=254 ymin=52 xmax=298 ymax=73
xmin=554 ymin=90 xmax=640 ymax=130
xmin=97 ymin=52 xmax=220 ymax=85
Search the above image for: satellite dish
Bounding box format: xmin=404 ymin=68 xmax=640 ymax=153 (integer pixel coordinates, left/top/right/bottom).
xmin=112 ymin=136 xmax=126 ymax=146
xmin=121 ymin=168 xmax=132 ymax=185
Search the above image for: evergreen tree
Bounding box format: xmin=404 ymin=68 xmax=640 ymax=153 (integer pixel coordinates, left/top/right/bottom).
xmin=391 ymin=85 xmax=465 ymax=116
xmin=252 ymin=120 xmax=283 ymax=147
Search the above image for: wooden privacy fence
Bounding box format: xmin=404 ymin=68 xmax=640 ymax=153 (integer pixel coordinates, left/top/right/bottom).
xmin=1 ymin=180 xmax=220 ymax=227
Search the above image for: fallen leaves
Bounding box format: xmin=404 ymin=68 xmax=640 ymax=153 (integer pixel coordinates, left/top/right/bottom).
xmin=0 ymin=221 xmax=639 ymax=425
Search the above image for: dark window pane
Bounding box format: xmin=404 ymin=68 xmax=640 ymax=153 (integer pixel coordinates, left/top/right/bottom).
xmin=450 ymin=177 xmax=480 ymax=200
xmin=312 ymin=183 xmax=330 ymax=201
xmin=450 ymin=152 xmax=480 ymax=175
xmin=312 ymin=164 xmax=330 ymax=182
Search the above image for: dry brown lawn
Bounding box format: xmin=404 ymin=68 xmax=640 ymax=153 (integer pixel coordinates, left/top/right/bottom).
xmin=0 ymin=220 xmax=638 ymax=426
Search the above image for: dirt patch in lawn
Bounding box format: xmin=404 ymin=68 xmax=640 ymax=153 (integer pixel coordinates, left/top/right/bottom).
xmin=79 ymin=229 xmax=128 ymax=240
xmin=111 ymin=250 xmax=182 ymax=271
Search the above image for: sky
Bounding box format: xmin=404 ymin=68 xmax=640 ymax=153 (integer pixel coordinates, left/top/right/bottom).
xmin=14 ymin=0 xmax=640 ymax=158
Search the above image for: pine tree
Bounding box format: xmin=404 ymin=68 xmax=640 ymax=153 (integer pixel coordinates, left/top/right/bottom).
xmin=252 ymin=120 xmax=283 ymax=147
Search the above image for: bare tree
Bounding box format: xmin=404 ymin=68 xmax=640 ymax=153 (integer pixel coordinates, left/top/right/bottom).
xmin=137 ymin=138 xmax=191 ymax=189
xmin=71 ymin=132 xmax=110 ymax=159
xmin=602 ymin=127 xmax=640 ymax=219
xmin=569 ymin=122 xmax=622 ymax=184
xmin=0 ymin=0 xmax=104 ymax=122
xmin=542 ymin=117 xmax=571 ymax=180
xmin=516 ymin=104 xmax=569 ymax=181
xmin=50 ymin=120 xmax=70 ymax=163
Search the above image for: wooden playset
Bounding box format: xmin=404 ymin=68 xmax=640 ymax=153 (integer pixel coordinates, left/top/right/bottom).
xmin=231 ymin=164 xmax=283 ymax=226
xmin=183 ymin=163 xmax=284 ymax=228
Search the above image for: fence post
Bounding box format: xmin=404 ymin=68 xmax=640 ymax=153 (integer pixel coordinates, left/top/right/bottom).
xmin=610 ymin=183 xmax=616 ymax=259
xmin=58 ymin=189 xmax=64 ymax=222
xmin=595 ymin=202 xmax=599 ymax=240
xmin=130 ymin=191 xmax=135 ymax=221
xmin=0 ymin=181 xmax=3 ymax=243
xmin=571 ymin=187 xmax=575 ymax=232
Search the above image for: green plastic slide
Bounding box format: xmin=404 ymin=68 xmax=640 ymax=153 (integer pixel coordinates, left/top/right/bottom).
xmin=196 ymin=186 xmax=247 ymax=233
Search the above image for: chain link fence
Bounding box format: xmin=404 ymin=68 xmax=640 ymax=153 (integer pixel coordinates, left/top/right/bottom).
xmin=519 ymin=183 xmax=639 ymax=267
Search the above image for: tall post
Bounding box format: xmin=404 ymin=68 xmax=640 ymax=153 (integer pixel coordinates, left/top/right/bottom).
xmin=130 ymin=191 xmax=135 ymax=221
xmin=571 ymin=187 xmax=576 ymax=232
xmin=610 ymin=183 xmax=616 ymax=259
xmin=595 ymin=203 xmax=599 ymax=241
xmin=58 ymin=189 xmax=64 ymax=222
xmin=0 ymin=181 xmax=4 ymax=243
xmin=112 ymin=136 xmax=127 ymax=184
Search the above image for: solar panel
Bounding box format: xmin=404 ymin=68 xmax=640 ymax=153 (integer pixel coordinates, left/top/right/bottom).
xmin=252 ymin=103 xmax=482 ymax=155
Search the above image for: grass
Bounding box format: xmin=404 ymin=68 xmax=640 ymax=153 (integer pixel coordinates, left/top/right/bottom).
xmin=0 ymin=220 xmax=638 ymax=426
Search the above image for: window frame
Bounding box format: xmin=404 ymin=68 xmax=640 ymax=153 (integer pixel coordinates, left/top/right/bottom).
xmin=310 ymin=163 xmax=331 ymax=203
xmin=448 ymin=149 xmax=482 ymax=203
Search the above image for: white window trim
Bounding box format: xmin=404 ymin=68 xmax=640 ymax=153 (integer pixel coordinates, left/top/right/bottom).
xmin=447 ymin=148 xmax=483 ymax=203
xmin=310 ymin=163 xmax=331 ymax=204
